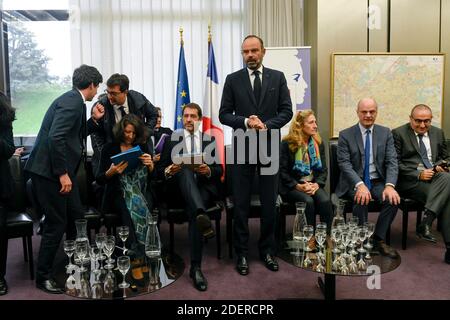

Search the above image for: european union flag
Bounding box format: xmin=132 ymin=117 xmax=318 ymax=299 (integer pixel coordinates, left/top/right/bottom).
xmin=174 ymin=44 xmax=190 ymax=130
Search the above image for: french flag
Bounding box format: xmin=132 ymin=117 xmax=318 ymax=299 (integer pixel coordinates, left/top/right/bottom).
xmin=202 ymin=39 xmax=225 ymax=177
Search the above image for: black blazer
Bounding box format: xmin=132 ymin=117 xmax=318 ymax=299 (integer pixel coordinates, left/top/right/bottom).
xmin=219 ymin=67 xmax=292 ymax=130
xmin=24 ymin=89 xmax=86 ymax=181
xmin=88 ymin=90 xmax=158 ymax=149
xmin=279 ymin=140 xmax=328 ymax=196
xmin=0 ymin=123 xmax=15 ymax=200
xmin=158 ymin=131 xmax=223 ymax=198
xmin=392 ymin=123 xmax=449 ymax=189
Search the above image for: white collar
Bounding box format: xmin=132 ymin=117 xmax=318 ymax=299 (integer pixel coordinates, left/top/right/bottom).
xmin=247 ymin=65 xmax=264 ymax=77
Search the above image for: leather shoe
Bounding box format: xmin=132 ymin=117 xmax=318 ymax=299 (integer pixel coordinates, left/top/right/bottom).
xmin=189 ymin=268 xmax=208 ymax=291
xmin=0 ymin=278 xmax=8 ymax=296
xmin=36 ymin=279 xmax=63 ymax=294
xmin=445 ymin=250 xmax=450 ymax=264
xmin=374 ymin=240 xmax=399 ymax=259
xmin=236 ymin=256 xmax=249 ymax=276
xmin=417 ymin=223 xmax=437 ymax=243
xmin=196 ymin=214 xmax=215 ymax=239
xmin=261 ymin=254 xmax=279 ymax=272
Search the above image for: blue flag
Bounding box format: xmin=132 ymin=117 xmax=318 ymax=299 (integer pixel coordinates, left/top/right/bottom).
xmin=174 ymin=44 xmax=190 ymax=130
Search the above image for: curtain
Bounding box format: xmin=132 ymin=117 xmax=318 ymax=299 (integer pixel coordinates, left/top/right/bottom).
xmin=69 ymin=0 xmax=245 ymax=130
xmin=247 ymin=0 xmax=304 ymax=47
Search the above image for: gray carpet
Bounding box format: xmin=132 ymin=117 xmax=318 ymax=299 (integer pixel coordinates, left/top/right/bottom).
xmin=1 ymin=210 xmax=449 ymax=300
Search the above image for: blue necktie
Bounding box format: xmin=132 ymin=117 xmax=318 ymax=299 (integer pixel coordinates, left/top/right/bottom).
xmin=418 ymin=134 xmax=433 ymax=169
xmin=364 ymin=129 xmax=372 ymax=190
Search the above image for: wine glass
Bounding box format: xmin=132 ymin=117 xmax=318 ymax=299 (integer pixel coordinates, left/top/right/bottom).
xmin=95 ymin=233 xmax=107 ymax=262
xmin=117 ymin=226 xmax=129 ymax=255
xmin=75 ymin=239 xmax=88 ymax=272
xmin=63 ymin=240 xmax=76 ymax=270
xmin=117 ymin=256 xmax=131 ymax=289
xmin=302 ymin=225 xmax=314 ymax=267
xmin=104 ymin=236 xmax=116 ymax=270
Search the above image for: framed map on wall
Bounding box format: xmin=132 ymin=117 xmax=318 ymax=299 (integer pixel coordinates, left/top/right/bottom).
xmin=331 ymin=53 xmax=445 ymax=138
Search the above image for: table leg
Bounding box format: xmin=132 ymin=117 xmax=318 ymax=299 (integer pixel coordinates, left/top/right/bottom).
xmin=318 ymin=274 xmax=336 ymax=300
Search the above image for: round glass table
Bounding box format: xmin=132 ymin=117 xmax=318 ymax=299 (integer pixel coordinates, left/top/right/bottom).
xmin=278 ymin=235 xmax=401 ymax=300
xmin=54 ymin=247 xmax=184 ymax=299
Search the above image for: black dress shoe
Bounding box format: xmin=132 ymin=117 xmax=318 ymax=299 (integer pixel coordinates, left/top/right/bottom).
xmin=0 ymin=278 xmax=8 ymax=296
xmin=261 ymin=254 xmax=279 ymax=272
xmin=196 ymin=214 xmax=215 ymax=239
xmin=374 ymin=240 xmax=399 ymax=259
xmin=189 ymin=268 xmax=208 ymax=291
xmin=236 ymin=256 xmax=249 ymax=276
xmin=36 ymin=279 xmax=63 ymax=294
xmin=417 ymin=224 xmax=437 ymax=243
xmin=445 ymin=250 xmax=450 ymax=264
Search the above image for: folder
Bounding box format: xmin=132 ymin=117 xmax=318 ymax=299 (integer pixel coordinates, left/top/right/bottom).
xmin=154 ymin=133 xmax=170 ymax=154
xmin=110 ymin=145 xmax=144 ymax=174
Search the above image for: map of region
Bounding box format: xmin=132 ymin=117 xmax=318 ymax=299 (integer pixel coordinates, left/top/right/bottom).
xmin=332 ymin=54 xmax=444 ymax=137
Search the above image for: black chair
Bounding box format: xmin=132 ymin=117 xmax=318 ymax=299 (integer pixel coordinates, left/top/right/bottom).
xmin=6 ymin=156 xmax=34 ymax=280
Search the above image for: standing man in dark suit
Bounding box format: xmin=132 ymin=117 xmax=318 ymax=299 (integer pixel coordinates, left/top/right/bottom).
xmin=219 ymin=35 xmax=293 ymax=275
xmin=0 ymin=92 xmax=16 ymax=296
xmin=89 ymin=73 xmax=158 ymax=174
xmin=159 ymin=103 xmax=222 ymax=291
xmin=25 ymin=64 xmax=102 ymax=293
xmin=336 ymin=98 xmax=400 ymax=258
xmin=392 ymin=104 xmax=450 ymax=263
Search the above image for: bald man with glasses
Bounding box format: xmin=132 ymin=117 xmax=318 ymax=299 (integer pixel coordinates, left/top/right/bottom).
xmin=392 ymin=104 xmax=450 ymax=264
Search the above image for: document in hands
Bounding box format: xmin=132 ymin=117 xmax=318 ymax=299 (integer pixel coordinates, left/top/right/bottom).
xmin=110 ymin=145 xmax=144 ymax=173
xmin=172 ymin=153 xmax=204 ymax=170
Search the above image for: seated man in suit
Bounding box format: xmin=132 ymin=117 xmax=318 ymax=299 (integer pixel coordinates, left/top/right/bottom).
xmin=336 ymin=98 xmax=400 ymax=258
xmin=392 ymin=104 xmax=450 ymax=263
xmin=158 ymin=103 xmax=222 ymax=291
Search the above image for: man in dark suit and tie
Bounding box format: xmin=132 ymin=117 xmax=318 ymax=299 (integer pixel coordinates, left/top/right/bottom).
xmin=336 ymin=98 xmax=400 ymax=258
xmin=159 ymin=103 xmax=222 ymax=291
xmin=89 ymin=73 xmax=158 ymax=174
xmin=25 ymin=65 xmax=103 ymax=293
xmin=392 ymin=104 xmax=450 ymax=263
xmin=219 ymin=35 xmax=293 ymax=275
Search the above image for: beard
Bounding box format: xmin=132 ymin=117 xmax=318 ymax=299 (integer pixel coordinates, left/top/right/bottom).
xmin=246 ymin=60 xmax=259 ymax=69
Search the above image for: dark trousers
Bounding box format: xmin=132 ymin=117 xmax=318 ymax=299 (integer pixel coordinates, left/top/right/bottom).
xmin=0 ymin=203 xmax=7 ymax=278
xmin=232 ymin=164 xmax=278 ymax=258
xmin=282 ymin=188 xmax=333 ymax=230
xmin=170 ymin=167 xmax=215 ymax=268
xmin=347 ymin=180 xmax=397 ymax=240
xmin=398 ymin=172 xmax=450 ymax=243
xmin=32 ymin=174 xmax=84 ymax=282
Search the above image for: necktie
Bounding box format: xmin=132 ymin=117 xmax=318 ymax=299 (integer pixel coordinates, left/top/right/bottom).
xmin=119 ymin=106 xmax=126 ymax=119
xmin=190 ymin=134 xmax=196 ymax=154
xmin=418 ymin=134 xmax=433 ymax=169
xmin=253 ymin=70 xmax=261 ymax=105
xmin=364 ymin=129 xmax=372 ymax=190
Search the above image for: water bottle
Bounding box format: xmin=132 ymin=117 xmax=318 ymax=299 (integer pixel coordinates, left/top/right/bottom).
xmin=145 ymin=214 xmax=161 ymax=259
xmin=293 ymin=202 xmax=307 ymax=241
xmin=331 ymin=199 xmax=346 ymax=229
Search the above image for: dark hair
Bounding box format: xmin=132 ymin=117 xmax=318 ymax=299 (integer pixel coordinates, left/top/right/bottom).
xmin=106 ymin=73 xmax=130 ymax=92
xmin=182 ymin=102 xmax=202 ymax=119
xmin=243 ymin=35 xmax=264 ymax=49
xmin=113 ymin=113 xmax=149 ymax=145
xmin=72 ymin=64 xmax=103 ymax=90
xmin=0 ymin=91 xmax=15 ymax=126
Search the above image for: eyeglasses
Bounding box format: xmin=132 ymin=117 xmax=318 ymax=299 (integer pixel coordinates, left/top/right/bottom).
xmin=104 ymin=89 xmax=123 ymax=97
xmin=411 ymin=118 xmax=432 ymax=125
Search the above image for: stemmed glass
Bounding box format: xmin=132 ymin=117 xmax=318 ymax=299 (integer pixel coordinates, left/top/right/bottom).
xmin=364 ymin=222 xmax=375 ymax=260
xmin=314 ymin=223 xmax=327 ymax=272
xmin=357 ymin=226 xmax=368 ymax=271
xmin=75 ymin=239 xmax=88 ymax=272
xmin=104 ymin=235 xmax=116 ymax=270
xmin=95 ymin=233 xmax=107 ymax=262
xmin=117 ymin=256 xmax=131 ymax=289
xmin=117 ymin=226 xmax=130 ymax=255
xmin=302 ymin=225 xmax=314 ymax=268
xmin=64 ymin=240 xmax=76 ymax=270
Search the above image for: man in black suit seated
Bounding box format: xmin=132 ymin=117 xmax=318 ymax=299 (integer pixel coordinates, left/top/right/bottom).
xmin=158 ymin=103 xmax=222 ymax=291
xmin=392 ymin=104 xmax=450 ymax=263
xmin=89 ymin=73 xmax=158 ymax=175
xmin=24 ymin=65 xmax=103 ymax=294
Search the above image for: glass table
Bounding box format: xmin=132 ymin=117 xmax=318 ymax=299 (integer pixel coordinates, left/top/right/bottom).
xmin=278 ymin=235 xmax=401 ymax=300
xmin=54 ymin=247 xmax=184 ymax=299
